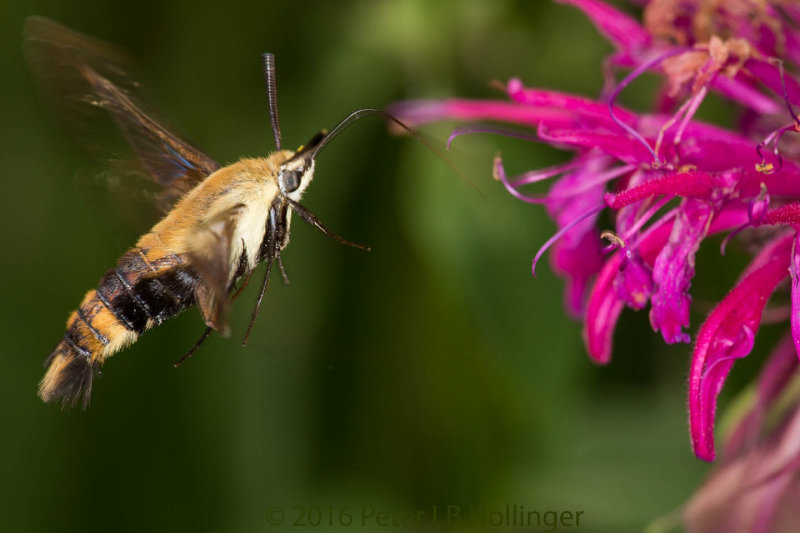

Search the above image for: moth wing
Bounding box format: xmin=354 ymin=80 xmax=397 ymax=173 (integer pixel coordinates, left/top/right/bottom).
xmin=187 ymin=205 xmax=246 ymax=335
xmin=23 ymin=16 xmax=220 ymax=212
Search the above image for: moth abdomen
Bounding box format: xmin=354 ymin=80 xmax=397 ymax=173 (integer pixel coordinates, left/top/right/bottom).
xmin=40 ymin=247 xmax=200 ymax=408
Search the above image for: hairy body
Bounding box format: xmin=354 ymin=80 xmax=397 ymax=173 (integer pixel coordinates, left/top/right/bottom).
xmin=40 ymin=153 xmax=309 ymax=406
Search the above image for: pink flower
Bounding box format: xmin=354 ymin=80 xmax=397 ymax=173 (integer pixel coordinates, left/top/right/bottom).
xmin=390 ymin=0 xmax=800 ymax=465
xmin=685 ymin=335 xmax=800 ymax=532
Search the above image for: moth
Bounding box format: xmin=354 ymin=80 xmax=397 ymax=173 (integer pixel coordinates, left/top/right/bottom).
xmin=25 ymin=17 xmax=412 ymax=409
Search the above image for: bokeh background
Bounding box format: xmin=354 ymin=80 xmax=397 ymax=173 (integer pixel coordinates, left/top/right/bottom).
xmin=2 ymin=0 xmax=768 ymax=531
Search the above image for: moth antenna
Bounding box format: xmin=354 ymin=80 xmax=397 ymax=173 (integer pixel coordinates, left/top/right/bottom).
xmin=262 ymin=53 xmax=282 ymax=151
xmin=311 ymin=108 xmax=479 ymax=194
xmin=311 ymin=109 xmax=405 ymax=158
xmin=242 ymin=257 xmax=273 ymax=347
xmin=174 ymin=326 xmax=213 ymax=367
xmin=287 ymin=198 xmax=371 ymax=251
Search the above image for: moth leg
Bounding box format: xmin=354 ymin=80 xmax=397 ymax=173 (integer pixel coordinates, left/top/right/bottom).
xmin=174 ymin=326 xmax=212 ymax=367
xmin=242 ymin=257 xmax=273 ymax=347
xmin=287 ymin=199 xmax=370 ymax=251
xmin=242 ymin=204 xmax=283 ymax=347
xmin=276 ymin=253 xmax=290 ymax=285
xmin=231 ymin=269 xmax=255 ymax=301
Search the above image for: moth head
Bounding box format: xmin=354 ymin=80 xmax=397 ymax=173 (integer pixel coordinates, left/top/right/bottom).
xmin=277 ymin=130 xmax=326 ymax=200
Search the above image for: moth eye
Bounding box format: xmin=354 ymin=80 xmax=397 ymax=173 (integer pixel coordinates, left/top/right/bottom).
xmin=280 ymin=170 xmax=301 ymax=193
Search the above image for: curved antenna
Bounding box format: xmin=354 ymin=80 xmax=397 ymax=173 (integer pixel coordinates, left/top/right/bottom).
xmin=310 ymin=108 xmax=475 ymax=192
xmin=262 ymin=53 xmax=281 ymax=150
xmin=311 ymin=108 xmax=410 ymax=158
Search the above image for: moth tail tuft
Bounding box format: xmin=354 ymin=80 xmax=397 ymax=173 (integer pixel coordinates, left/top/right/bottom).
xmin=39 ymin=345 xmax=97 ymax=410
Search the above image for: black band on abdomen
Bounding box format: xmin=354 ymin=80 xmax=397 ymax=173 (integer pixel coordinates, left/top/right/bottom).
xmin=96 ymin=248 xmax=201 ymax=335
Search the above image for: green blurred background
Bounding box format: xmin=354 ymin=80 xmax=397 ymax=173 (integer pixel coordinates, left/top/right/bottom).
xmin=3 ymin=0 xmax=759 ymax=531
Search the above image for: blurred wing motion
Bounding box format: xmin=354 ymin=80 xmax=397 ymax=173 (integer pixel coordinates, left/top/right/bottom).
xmin=23 ymin=16 xmax=220 ymax=210
xmin=186 ymin=204 xmax=246 ymax=334
xmin=26 ymin=16 xmax=233 ymax=409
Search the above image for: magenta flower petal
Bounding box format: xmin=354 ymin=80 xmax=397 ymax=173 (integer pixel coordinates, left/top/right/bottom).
xmin=748 ymin=185 xmax=770 ymax=224
xmin=387 ymin=99 xmax=573 ymax=129
xmin=605 ymin=170 xmax=720 ymax=208
xmin=791 ymin=233 xmax=800 ymax=360
xmin=547 ymin=155 xmax=610 ymax=316
xmin=655 ymin=134 xmax=773 ymax=173
xmin=583 ymin=220 xmax=673 ymax=363
xmin=531 ymin=204 xmax=605 ymax=278
xmin=690 ymin=234 xmax=793 ymax=461
xmin=650 ymin=199 xmax=713 ymax=344
xmin=746 ymin=166 xmax=800 ymax=198
xmin=506 ymin=79 xmax=638 ymax=126
xmin=557 ymin=232 xmax=602 ymax=318
xmin=537 ymin=126 xmax=654 ymax=163
xmin=612 ymin=168 xmax=653 ymax=237
xmin=583 ymin=252 xmax=626 ymax=364
xmin=766 ymin=203 xmax=800 ymax=227
xmin=614 ymin=252 xmax=653 ymax=310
